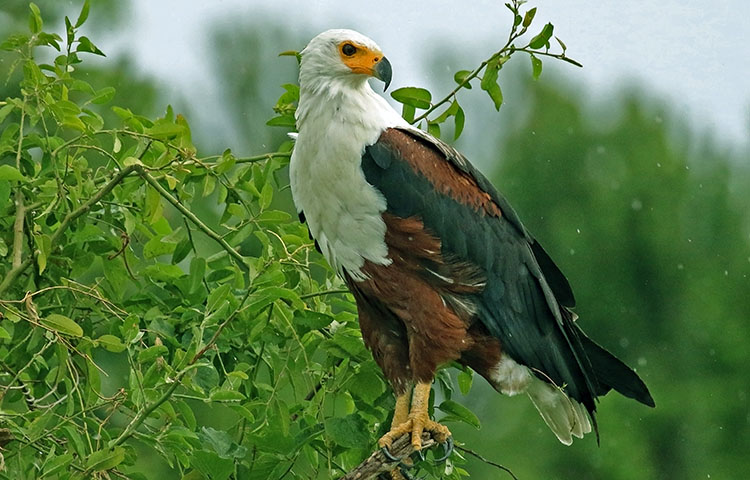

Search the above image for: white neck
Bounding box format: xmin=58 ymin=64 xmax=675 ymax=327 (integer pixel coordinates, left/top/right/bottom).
xmin=296 ymin=74 xmax=405 ymax=137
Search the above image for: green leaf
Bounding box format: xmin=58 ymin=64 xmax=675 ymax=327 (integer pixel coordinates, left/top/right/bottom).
xmin=0 ymin=165 xmax=27 ymax=182
xmin=391 ymin=87 xmax=432 ymax=109
xmin=0 ymin=103 xmax=15 ymax=124
xmin=202 ymin=174 xmax=216 ymax=197
xmin=42 ymin=314 xmax=83 ymax=337
xmin=529 ymin=22 xmax=555 ymax=49
xmin=91 ymin=86 xmax=115 ymax=104
xmin=209 ymin=389 xmax=245 ymax=402
xmin=457 ymin=369 xmax=473 ymax=395
xmin=278 ymin=50 xmax=302 ymax=63
xmin=555 ymin=36 xmax=567 ymax=53
xmin=259 ymin=182 xmax=273 ymax=210
xmin=453 ymin=70 xmax=473 ymax=89
xmin=175 ymin=400 xmax=197 ymax=430
xmin=401 ymin=103 xmax=415 ymax=123
xmin=191 ymin=450 xmax=234 ymax=480
xmin=325 ymin=414 xmax=370 ymax=448
xmin=245 ymin=286 xmax=302 ymax=316
xmin=86 ymin=447 xmax=125 ymax=472
xmin=43 ymin=452 xmax=74 ymax=477
xmin=206 ymin=283 xmax=231 ymax=313
xmin=1 ymin=34 xmax=30 ymax=52
xmin=531 ymin=54 xmax=543 ymax=80
xmin=427 ymin=121 xmax=441 ymax=139
xmin=198 ymin=427 xmax=247 ymax=459
xmin=438 ymin=400 xmax=480 ymax=428
xmin=293 ymin=310 xmax=333 ymax=335
xmin=480 ymin=62 xmax=503 ymax=111
xmin=76 ymin=36 xmax=105 ymax=56
xmin=188 ymin=256 xmax=206 ymax=293
xmin=454 ymin=103 xmax=465 ymax=140
xmin=64 ymin=15 xmax=74 ymax=46
xmin=137 ymin=345 xmax=168 ymax=363
xmin=0 ymin=326 xmax=10 ymax=340
xmin=266 ymin=114 xmax=296 ymax=127
xmin=523 ymin=7 xmax=537 ymax=27
xmin=96 ymin=334 xmax=126 ymax=353
xmin=348 ymin=370 xmax=385 ymax=403
xmin=75 ymin=0 xmax=91 ymax=28
xmin=144 ymin=263 xmax=184 ymax=281
xmin=27 ymin=408 xmax=55 ymax=439
xmin=143 ymin=235 xmax=177 ymax=258
xmin=29 ymin=3 xmax=43 ymax=34
xmin=172 ymin=238 xmax=192 ymax=264
xmin=255 ymin=210 xmax=291 ymax=223
xmin=215 ymin=149 xmax=236 ymax=174
xmin=145 ymin=121 xmax=185 ymax=139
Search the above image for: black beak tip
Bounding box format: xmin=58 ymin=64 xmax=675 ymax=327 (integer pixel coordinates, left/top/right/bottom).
xmin=375 ymin=56 xmax=392 ymax=92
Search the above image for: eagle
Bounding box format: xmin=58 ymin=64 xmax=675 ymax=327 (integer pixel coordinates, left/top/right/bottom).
xmin=289 ymin=29 xmax=654 ymax=459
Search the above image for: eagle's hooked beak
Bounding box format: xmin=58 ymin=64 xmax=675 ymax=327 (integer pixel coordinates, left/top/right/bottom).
xmin=373 ymin=56 xmax=392 ymax=91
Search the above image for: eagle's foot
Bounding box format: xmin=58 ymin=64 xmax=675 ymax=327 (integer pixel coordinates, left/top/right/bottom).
xmin=378 ymin=413 xmax=452 ymax=451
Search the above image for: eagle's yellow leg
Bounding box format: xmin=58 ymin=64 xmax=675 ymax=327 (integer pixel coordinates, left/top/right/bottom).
xmin=379 ymin=382 xmax=452 ymax=451
xmin=391 ymin=391 xmax=411 ymax=430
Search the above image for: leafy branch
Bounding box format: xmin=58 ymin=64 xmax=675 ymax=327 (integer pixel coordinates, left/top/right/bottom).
xmin=0 ymin=164 xmax=138 ymax=296
xmin=391 ymin=0 xmax=581 ymax=140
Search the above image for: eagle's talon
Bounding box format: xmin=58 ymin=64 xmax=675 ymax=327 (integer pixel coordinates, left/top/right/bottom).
xmin=432 ymin=436 xmax=454 ymax=463
xmin=381 ymin=445 xmax=405 ymax=463
xmin=414 ymin=449 xmax=425 ymax=462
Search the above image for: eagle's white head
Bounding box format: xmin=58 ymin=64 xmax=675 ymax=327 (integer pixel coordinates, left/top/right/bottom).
xmin=299 ymin=29 xmax=392 ymax=94
xmin=294 ymin=29 xmax=404 ymax=133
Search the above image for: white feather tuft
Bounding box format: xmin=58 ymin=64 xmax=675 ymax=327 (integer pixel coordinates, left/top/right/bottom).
xmin=526 ymin=376 xmax=592 ymax=445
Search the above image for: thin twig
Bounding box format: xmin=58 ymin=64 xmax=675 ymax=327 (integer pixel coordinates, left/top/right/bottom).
xmin=456 ymin=445 xmax=519 ymax=480
xmin=299 ymin=288 xmax=351 ymax=300
xmin=137 ymin=167 xmax=249 ymax=272
xmin=11 ymin=99 xmax=27 ymax=270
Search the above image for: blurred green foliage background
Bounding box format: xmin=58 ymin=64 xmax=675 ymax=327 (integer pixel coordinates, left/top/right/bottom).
xmin=1 ymin=1 xmax=748 ymax=479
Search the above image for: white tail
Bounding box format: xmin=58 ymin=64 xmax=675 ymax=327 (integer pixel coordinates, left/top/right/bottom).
xmin=526 ymin=376 xmax=592 ymax=445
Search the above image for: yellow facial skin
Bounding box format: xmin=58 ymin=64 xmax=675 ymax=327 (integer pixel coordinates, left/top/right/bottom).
xmin=338 ymin=41 xmax=383 ymax=76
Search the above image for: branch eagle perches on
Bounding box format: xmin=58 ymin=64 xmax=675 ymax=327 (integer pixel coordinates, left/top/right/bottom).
xmin=338 ymin=433 xmax=437 ymax=480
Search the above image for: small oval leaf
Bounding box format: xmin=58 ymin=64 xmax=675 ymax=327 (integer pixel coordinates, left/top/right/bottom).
xmin=391 ymin=87 xmax=432 ymax=109
xmin=42 ymin=314 xmax=83 ymax=337
xmin=96 ymin=334 xmax=126 ymax=353
xmin=438 ymin=399 xmax=481 ymax=428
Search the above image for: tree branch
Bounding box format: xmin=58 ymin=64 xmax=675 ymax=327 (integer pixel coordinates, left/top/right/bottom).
xmin=137 ymin=167 xmax=249 ymax=272
xmin=338 ymin=433 xmax=436 ymax=480
xmin=0 ymin=165 xmax=139 ymax=298
xmin=11 ymin=99 xmax=27 ymax=271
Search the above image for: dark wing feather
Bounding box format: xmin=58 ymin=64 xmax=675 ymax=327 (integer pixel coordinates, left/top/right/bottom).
xmin=362 ymin=127 xmax=654 ymax=413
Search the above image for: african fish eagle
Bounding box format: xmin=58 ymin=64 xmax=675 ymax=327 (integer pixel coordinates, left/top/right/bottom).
xmin=289 ymin=29 xmax=654 ymax=456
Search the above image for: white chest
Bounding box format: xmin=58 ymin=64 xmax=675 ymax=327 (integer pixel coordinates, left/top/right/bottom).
xmin=289 ymin=106 xmax=397 ymax=280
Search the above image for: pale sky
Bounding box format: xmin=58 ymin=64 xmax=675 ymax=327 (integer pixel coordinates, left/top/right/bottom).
xmin=107 ymin=0 xmax=749 ymax=151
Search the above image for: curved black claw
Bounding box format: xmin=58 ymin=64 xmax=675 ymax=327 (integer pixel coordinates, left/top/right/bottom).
xmin=415 ymin=449 xmax=425 ymax=462
xmin=432 ymin=436 xmax=454 ymax=463
xmin=381 ymin=446 xmax=406 ymax=463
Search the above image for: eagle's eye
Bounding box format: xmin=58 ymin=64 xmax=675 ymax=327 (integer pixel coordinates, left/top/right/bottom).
xmin=341 ymin=43 xmax=357 ymax=56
